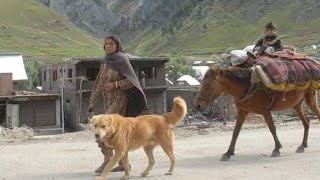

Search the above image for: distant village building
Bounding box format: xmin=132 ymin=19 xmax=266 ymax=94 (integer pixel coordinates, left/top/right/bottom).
xmin=192 ymin=60 xmax=215 ymax=78
xmin=0 ymin=53 xmax=61 ymax=134
xmin=167 ymin=76 xmax=199 ymax=112
xmin=0 ymin=53 xmax=28 ymax=89
xmin=41 ymin=56 xmax=169 ymax=130
xmin=167 ymin=59 xmax=238 ymax=121
xmin=166 ymin=87 xmax=199 ymax=113
xmin=176 ymin=75 xmax=200 ymax=86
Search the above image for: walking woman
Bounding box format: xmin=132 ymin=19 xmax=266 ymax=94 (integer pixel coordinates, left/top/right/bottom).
xmin=87 ymin=35 xmax=147 ymax=175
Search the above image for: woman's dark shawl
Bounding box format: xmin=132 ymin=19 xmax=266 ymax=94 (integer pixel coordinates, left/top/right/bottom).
xmin=104 ymin=52 xmax=147 ymax=117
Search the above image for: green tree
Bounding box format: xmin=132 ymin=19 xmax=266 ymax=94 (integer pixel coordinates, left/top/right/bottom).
xmin=16 ymin=61 xmax=41 ymax=90
xmin=203 ymin=23 xmax=207 ymax=29
xmin=168 ymin=56 xmax=197 ymax=81
xmin=161 ymin=24 xmax=168 ymax=35
xmin=168 ymin=23 xmax=175 ymax=35
xmin=197 ymin=5 xmax=203 ymax=18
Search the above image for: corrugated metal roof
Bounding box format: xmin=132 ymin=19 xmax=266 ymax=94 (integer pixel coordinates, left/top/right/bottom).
xmin=192 ymin=66 xmax=209 ymax=78
xmin=0 ymin=54 xmax=28 ymax=81
xmin=177 ymin=75 xmax=200 ymax=86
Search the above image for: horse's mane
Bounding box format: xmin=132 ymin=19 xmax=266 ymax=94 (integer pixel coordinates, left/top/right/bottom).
xmin=222 ymin=68 xmax=251 ymax=81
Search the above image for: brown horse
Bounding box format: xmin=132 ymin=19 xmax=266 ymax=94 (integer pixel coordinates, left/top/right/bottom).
xmin=195 ymin=68 xmax=320 ymax=161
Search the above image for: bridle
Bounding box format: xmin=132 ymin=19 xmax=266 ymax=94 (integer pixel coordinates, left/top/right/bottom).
xmin=197 ymin=75 xmax=219 ymax=103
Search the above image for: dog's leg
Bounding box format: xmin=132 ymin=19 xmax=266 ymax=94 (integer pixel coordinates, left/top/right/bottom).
xmin=160 ymin=132 xmax=176 ymax=175
xmin=121 ymin=151 xmax=130 ymax=180
xmin=98 ymin=149 xmax=124 ymax=180
xmin=141 ymin=144 xmax=156 ymax=177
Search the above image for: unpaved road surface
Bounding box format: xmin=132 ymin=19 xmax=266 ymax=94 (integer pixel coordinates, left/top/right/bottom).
xmin=1 ymin=122 xmax=320 ymax=180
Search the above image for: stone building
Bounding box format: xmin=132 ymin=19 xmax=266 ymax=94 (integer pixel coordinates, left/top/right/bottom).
xmin=0 ymin=54 xmax=61 ymax=135
xmin=41 ymin=56 xmax=169 ymax=130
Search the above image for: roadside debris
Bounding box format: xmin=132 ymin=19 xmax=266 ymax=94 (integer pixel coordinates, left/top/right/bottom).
xmin=0 ymin=125 xmax=34 ymax=139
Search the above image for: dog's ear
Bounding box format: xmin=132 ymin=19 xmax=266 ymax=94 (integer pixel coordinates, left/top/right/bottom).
xmin=106 ymin=115 xmax=113 ymax=125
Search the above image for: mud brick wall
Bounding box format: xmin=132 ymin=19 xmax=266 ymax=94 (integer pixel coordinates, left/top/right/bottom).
xmin=0 ymin=73 xmax=13 ymax=96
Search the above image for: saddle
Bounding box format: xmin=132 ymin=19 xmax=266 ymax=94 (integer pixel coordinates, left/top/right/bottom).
xmin=250 ymin=53 xmax=320 ymax=91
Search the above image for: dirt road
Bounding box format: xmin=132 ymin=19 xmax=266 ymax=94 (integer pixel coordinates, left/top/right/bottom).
xmin=1 ymin=122 xmax=320 ymax=180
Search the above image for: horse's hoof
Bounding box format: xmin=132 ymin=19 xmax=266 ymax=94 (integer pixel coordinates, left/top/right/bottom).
xmin=220 ymin=154 xmax=231 ymax=161
xmin=296 ymin=146 xmax=305 ymax=153
xmin=271 ymin=150 xmax=280 ymax=157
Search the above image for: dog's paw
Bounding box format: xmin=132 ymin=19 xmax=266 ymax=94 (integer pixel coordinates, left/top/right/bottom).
xmin=120 ymin=175 xmax=129 ymax=180
xmin=165 ymin=171 xmax=173 ymax=176
xmin=96 ymin=176 xmax=105 ymax=180
xmin=141 ymin=172 xmax=149 ymax=177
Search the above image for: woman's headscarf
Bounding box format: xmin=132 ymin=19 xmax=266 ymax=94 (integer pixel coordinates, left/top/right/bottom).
xmin=103 ymin=35 xmax=147 ymax=117
xmin=103 ymin=35 xmax=124 ymax=53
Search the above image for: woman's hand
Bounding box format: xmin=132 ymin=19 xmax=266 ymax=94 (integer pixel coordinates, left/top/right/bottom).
xmin=106 ymin=82 xmax=117 ymax=91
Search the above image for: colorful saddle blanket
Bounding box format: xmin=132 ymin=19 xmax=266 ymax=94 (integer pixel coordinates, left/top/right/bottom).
xmin=250 ymin=53 xmax=320 ymax=91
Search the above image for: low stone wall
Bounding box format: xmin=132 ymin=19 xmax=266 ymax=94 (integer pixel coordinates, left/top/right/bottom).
xmin=166 ymin=88 xmax=237 ymax=121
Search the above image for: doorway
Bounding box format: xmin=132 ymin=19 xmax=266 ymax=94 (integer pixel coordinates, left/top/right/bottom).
xmin=0 ymin=101 xmax=6 ymax=127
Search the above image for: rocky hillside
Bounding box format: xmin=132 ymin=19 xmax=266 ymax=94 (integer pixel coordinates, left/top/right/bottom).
xmin=15 ymin=0 xmax=320 ymax=58
xmin=2 ymin=0 xmax=319 ymax=59
xmin=39 ymin=0 xmax=120 ymax=39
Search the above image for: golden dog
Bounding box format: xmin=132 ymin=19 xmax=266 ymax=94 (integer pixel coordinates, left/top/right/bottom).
xmin=90 ymin=97 xmax=187 ymax=180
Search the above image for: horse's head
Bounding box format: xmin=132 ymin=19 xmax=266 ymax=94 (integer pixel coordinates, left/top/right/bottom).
xmin=195 ymin=68 xmax=223 ymax=111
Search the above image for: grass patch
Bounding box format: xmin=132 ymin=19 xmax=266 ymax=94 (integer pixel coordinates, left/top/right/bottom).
xmin=126 ymin=0 xmax=320 ymax=57
xmin=0 ymin=0 xmax=102 ymax=62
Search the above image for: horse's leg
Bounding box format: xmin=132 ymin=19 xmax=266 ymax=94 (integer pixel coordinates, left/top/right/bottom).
xmin=293 ymin=100 xmax=310 ymax=153
xmin=220 ymin=109 xmax=248 ymax=161
xmin=305 ymin=90 xmax=320 ymax=122
xmin=263 ymin=111 xmax=282 ymax=157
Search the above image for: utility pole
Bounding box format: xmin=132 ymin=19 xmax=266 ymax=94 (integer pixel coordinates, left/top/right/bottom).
xmin=78 ymin=77 xmax=85 ymax=131
xmin=60 ymin=64 xmax=65 ymax=133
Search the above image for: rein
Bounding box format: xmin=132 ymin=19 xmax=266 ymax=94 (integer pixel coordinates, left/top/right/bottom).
xmin=198 ymin=69 xmax=258 ymax=104
xmin=221 ymin=69 xmax=257 ymax=102
xmin=237 ymin=84 xmax=257 ymax=102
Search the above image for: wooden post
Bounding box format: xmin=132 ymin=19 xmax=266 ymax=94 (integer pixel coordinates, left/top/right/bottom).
xmin=64 ymin=76 xmax=87 ymax=131
xmin=60 ymin=65 xmax=65 ymax=133
xmin=5 ymin=99 xmax=8 ymax=127
xmin=141 ymin=71 xmax=145 ymax=88
xmin=78 ymin=77 xmax=84 ymax=131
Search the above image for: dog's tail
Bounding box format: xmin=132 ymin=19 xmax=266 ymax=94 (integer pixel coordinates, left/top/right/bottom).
xmin=164 ymin=97 xmax=187 ymax=126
